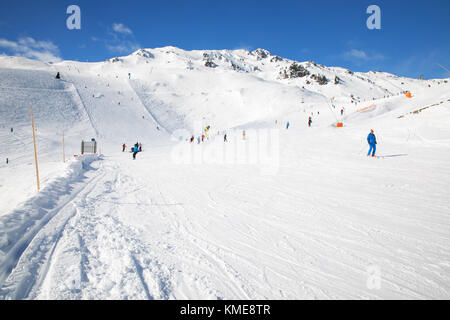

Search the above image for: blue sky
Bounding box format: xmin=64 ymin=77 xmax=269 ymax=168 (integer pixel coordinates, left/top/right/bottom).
xmin=0 ymin=0 xmax=449 ymax=79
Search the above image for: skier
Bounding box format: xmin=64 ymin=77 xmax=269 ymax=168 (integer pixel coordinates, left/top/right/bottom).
xmin=122 ymin=143 xmax=126 ymax=152
xmin=190 ymin=135 xmax=194 ymax=143
xmin=308 ymin=117 xmax=312 ymax=127
xmin=243 ymin=130 xmax=246 ymax=140
xmin=202 ymin=135 xmax=204 ymax=142
xmin=139 ymin=143 xmax=142 ymax=152
xmin=224 ymin=134 xmax=227 ymax=142
xmin=286 ymin=121 xmax=290 ymax=129
xmin=56 ymin=72 xmax=60 ymax=79
xmin=132 ymin=145 xmax=139 ymax=160
xmin=128 ymin=73 xmax=131 ymax=79
xmin=367 ymin=129 xmax=377 ymax=157
xmin=6 ymin=158 xmax=8 ymax=164
xmin=10 ymin=127 xmax=13 ymax=133
xmin=341 ymin=108 xmax=344 ymax=116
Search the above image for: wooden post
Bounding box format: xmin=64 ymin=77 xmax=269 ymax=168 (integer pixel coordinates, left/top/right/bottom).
xmin=30 ymin=107 xmax=40 ymax=191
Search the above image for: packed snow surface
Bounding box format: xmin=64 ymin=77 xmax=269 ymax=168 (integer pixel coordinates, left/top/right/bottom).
xmin=0 ymin=47 xmax=449 ymax=299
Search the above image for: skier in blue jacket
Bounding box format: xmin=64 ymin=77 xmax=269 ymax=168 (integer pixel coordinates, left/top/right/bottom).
xmin=367 ymin=129 xmax=377 ymax=157
xmin=132 ymin=145 xmax=139 ymax=160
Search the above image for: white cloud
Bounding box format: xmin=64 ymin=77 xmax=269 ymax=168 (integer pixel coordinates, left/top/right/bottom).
xmin=232 ymin=44 xmax=254 ymax=52
xmin=348 ymin=49 xmax=368 ymax=59
xmin=0 ymin=37 xmax=61 ymax=62
xmin=91 ymin=23 xmax=140 ymax=56
xmin=106 ymin=43 xmax=140 ymax=54
xmin=93 ymin=23 xmax=140 ymax=55
xmin=344 ymin=49 xmax=384 ymax=61
xmin=112 ymin=23 xmax=133 ymax=35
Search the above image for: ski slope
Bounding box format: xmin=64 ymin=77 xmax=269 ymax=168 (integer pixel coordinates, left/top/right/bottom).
xmin=0 ymin=48 xmax=449 ymax=299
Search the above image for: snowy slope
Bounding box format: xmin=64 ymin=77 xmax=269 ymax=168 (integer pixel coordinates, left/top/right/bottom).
xmin=0 ymin=48 xmax=449 ymax=300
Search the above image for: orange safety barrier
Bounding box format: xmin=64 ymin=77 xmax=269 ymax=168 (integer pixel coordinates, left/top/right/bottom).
xmin=405 ymin=92 xmax=412 ymax=98
xmin=356 ymin=104 xmax=376 ymax=112
xmin=336 ymin=122 xmax=343 ymax=127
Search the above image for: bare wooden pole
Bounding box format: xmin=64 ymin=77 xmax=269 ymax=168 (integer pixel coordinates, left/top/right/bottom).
xmin=30 ymin=107 xmax=40 ymax=191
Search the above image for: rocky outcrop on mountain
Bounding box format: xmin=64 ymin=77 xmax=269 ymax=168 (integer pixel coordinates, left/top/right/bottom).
xmin=135 ymin=49 xmax=154 ymax=59
xmin=289 ymin=62 xmax=310 ymax=78
xmin=311 ymin=74 xmax=329 ymax=85
xmin=254 ymin=49 xmax=270 ymax=60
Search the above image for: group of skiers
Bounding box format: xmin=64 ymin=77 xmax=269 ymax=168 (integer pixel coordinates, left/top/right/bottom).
xmin=119 ymin=102 xmax=378 ymax=160
xmin=275 ymin=118 xmax=313 ymax=128
xmin=188 ymin=128 xmax=244 ymax=144
xmin=190 ymin=135 xmax=205 ymax=144
xmin=188 ymin=125 xmax=215 ymax=144
xmin=190 ymin=135 xmax=208 ymax=144
xmin=274 ymin=117 xmax=312 ymax=128
xmin=185 ymin=123 xmax=377 ymax=157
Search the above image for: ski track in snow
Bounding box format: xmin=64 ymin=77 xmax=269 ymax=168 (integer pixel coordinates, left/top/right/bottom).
xmin=33 ymin=163 xmax=175 ymax=300
xmin=0 ymin=156 xmax=101 ymax=299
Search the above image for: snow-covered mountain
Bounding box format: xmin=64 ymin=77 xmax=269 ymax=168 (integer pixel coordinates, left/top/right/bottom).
xmin=0 ymin=47 xmax=449 ymax=300
xmin=1 ymin=46 xmax=444 ymax=139
xmin=1 ymin=47 xmax=446 ymax=136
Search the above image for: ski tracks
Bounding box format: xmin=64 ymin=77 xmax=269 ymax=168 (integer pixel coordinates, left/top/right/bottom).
xmin=0 ymin=157 xmax=174 ymax=300
xmin=148 ymin=174 xmax=261 ymax=299
xmin=0 ymin=156 xmax=102 ymax=299
xmin=35 ymin=163 xmax=175 ymax=300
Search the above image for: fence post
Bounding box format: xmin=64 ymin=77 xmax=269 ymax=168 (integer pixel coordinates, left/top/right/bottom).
xmin=30 ymin=107 xmax=40 ymax=191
